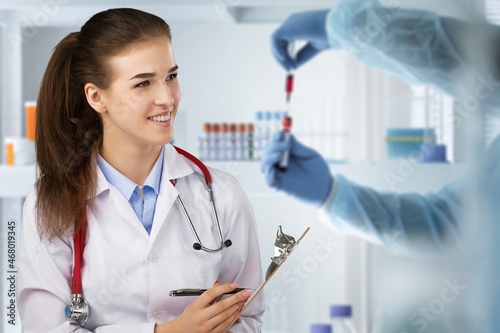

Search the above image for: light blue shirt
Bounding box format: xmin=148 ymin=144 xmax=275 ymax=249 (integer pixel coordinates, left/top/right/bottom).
xmin=97 ymin=148 xmax=164 ymax=234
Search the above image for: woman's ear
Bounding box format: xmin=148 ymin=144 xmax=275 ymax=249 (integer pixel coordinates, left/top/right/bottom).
xmin=84 ymin=83 xmax=107 ymax=114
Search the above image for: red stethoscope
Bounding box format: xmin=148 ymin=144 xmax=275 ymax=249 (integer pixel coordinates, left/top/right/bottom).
xmin=65 ymin=146 xmax=232 ymax=325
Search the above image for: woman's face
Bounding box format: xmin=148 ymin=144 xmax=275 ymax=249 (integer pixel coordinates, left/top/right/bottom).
xmin=93 ymin=36 xmax=180 ymax=150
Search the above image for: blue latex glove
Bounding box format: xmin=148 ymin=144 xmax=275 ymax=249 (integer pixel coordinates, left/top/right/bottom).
xmin=260 ymin=132 xmax=333 ymax=207
xmin=271 ymin=9 xmax=334 ymax=71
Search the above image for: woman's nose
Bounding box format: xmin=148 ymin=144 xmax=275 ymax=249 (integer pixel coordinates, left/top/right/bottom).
xmin=154 ymin=83 xmax=175 ymax=107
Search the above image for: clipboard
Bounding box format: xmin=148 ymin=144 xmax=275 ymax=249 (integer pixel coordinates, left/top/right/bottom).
xmin=222 ymin=226 xmax=311 ymax=332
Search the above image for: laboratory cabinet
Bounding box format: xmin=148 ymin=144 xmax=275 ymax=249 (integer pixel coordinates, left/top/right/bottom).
xmin=0 ymin=1 xmax=480 ymax=332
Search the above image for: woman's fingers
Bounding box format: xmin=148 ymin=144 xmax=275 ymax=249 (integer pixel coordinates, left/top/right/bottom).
xmin=204 ymin=289 xmax=252 ymax=331
xmin=209 ymin=302 xmax=245 ymax=332
xmin=209 ymin=280 xmax=222 ymax=305
xmin=193 ymin=283 xmax=239 ymax=308
xmin=182 ymin=283 xmax=252 ymax=332
xmin=205 ymin=289 xmax=252 ymax=318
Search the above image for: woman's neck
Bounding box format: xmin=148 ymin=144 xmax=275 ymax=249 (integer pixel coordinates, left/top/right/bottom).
xmin=100 ymin=140 xmax=162 ymax=186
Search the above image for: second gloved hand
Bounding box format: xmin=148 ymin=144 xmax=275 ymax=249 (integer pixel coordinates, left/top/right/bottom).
xmin=260 ymin=132 xmax=334 ymax=207
xmin=271 ymin=9 xmax=333 ymax=71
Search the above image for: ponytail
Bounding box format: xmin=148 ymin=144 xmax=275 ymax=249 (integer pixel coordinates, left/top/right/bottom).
xmin=35 ymin=32 xmax=102 ymax=240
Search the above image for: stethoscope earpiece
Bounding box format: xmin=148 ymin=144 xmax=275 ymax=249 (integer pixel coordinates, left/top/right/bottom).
xmin=224 ymin=239 xmax=232 ymax=248
xmin=193 ymin=243 xmax=202 ymax=250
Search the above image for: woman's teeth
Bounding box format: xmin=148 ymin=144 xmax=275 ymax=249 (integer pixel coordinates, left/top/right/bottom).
xmin=148 ymin=115 xmax=170 ymax=122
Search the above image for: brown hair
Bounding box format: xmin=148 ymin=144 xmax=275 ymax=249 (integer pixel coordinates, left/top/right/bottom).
xmin=35 ymin=8 xmax=171 ymax=240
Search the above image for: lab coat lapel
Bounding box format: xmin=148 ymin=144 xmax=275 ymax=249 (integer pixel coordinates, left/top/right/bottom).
xmin=148 ymin=144 xmax=195 ymax=248
xmin=94 ymin=167 xmax=150 ymax=240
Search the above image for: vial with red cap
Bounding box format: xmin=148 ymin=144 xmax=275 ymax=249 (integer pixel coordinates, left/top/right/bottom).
xmin=229 ymin=123 xmax=237 ymax=160
xmin=238 ymin=123 xmax=246 ymax=160
xmin=220 ymin=123 xmax=228 ymax=160
xmin=201 ymin=123 xmax=212 ymax=161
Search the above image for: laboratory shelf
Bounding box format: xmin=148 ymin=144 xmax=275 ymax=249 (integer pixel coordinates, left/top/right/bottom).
xmin=0 ymin=161 xmax=466 ymax=198
xmin=0 ymin=164 xmax=36 ymax=197
xmin=204 ymin=161 xmax=466 ymax=194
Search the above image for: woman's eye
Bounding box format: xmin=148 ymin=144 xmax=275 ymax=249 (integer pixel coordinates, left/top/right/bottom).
xmin=135 ymin=80 xmax=150 ymax=88
xmin=166 ymin=73 xmax=178 ymax=81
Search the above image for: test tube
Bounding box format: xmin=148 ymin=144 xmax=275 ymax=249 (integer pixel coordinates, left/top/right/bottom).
xmin=213 ymin=123 xmax=220 ymax=161
xmin=264 ymin=111 xmax=273 ymax=148
xmin=203 ymin=123 xmax=212 ymax=161
xmin=278 ymin=116 xmax=292 ymax=170
xmin=279 ymin=50 xmax=295 ymax=170
xmin=273 ymin=111 xmax=282 ymax=132
xmin=238 ymin=123 xmax=246 ymax=160
xmin=254 ymin=111 xmax=264 ymax=160
xmin=221 ymin=123 xmax=228 ymax=161
xmin=229 ymin=123 xmax=237 ymax=160
xmin=247 ymin=123 xmax=254 ymax=160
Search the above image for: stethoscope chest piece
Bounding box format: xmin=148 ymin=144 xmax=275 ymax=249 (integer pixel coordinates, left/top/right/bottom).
xmin=65 ymin=293 xmax=89 ymax=325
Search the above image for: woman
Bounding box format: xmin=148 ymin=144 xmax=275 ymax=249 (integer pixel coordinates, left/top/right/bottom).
xmin=17 ymin=8 xmax=264 ymax=333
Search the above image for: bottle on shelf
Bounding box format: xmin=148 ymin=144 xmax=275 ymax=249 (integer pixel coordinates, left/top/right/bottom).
xmin=330 ymin=305 xmax=357 ymax=333
xmin=25 ymin=101 xmax=36 ymax=141
xmin=310 ymin=324 xmax=332 ymax=333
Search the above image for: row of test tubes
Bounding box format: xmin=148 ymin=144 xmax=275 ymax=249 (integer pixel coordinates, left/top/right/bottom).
xmin=198 ymin=111 xmax=286 ymax=161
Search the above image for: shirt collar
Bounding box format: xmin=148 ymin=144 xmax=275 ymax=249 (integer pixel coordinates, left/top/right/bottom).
xmin=97 ymin=146 xmax=164 ymax=201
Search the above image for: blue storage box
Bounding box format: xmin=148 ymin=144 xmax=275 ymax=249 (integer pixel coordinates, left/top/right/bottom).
xmin=386 ymin=128 xmax=436 ymax=159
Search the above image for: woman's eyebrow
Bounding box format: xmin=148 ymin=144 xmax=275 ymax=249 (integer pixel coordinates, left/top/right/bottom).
xmin=130 ymin=72 xmax=155 ymax=80
xmin=169 ymin=65 xmax=179 ymax=73
xmin=129 ymin=65 xmax=178 ymax=80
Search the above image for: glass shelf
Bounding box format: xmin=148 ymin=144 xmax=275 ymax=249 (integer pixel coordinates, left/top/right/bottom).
xmin=0 ymin=165 xmax=36 ymax=197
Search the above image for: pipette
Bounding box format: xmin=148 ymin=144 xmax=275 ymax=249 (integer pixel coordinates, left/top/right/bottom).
xmin=278 ymin=43 xmax=294 ymax=171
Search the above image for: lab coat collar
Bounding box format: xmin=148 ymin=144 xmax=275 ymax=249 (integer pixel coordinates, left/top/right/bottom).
xmin=95 ymin=166 xmax=110 ymax=199
xmin=91 ymin=144 xmax=196 ymax=246
xmin=161 ymin=144 xmax=195 ymax=182
xmin=93 ymin=144 xmax=194 ymax=199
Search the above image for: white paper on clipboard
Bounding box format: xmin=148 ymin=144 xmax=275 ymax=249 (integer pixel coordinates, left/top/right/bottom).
xmin=222 ymin=226 xmax=311 ymax=332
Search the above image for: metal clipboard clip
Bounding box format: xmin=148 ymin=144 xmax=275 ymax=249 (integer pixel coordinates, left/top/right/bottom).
xmin=222 ymin=225 xmax=310 ymax=333
xmin=265 ymin=225 xmax=300 ymax=280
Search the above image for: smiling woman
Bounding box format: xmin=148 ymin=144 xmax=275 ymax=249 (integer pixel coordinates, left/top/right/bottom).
xmin=17 ymin=7 xmax=264 ymax=333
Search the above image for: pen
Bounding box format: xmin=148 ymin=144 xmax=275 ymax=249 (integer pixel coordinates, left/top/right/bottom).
xmin=169 ymin=288 xmax=253 ymax=297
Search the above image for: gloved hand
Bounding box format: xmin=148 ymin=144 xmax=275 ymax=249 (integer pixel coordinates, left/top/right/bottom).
xmin=260 ymin=132 xmax=334 ymax=207
xmin=271 ymin=9 xmax=333 ymax=71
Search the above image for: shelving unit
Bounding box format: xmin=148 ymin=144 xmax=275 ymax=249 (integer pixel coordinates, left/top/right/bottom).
xmin=0 ymin=165 xmax=35 ymax=197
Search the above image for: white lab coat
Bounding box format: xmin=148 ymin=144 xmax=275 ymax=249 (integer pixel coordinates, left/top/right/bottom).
xmin=18 ymin=144 xmax=264 ymax=333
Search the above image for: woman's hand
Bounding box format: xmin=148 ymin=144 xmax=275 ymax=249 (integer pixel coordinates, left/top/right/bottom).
xmin=155 ymin=282 xmax=252 ymax=333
